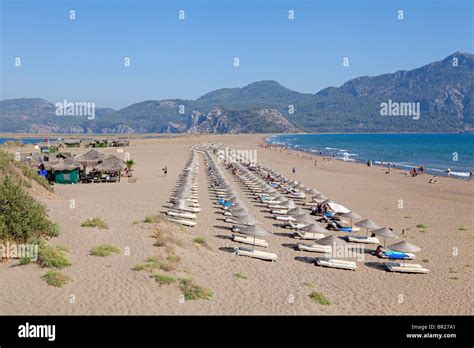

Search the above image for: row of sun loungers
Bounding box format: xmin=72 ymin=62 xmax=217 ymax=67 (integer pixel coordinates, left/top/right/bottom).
xmin=166 ymin=150 xmax=200 ymax=227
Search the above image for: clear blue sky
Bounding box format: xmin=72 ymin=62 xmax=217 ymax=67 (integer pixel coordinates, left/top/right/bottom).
xmin=1 ymin=0 xmax=472 ymax=109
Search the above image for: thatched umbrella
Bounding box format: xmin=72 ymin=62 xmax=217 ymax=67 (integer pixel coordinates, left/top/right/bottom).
xmin=340 ymin=211 xmax=362 ymax=226
xmin=286 ymin=207 xmax=306 ymax=216
xmin=239 ymin=225 xmax=270 ymax=250
xmin=316 ymin=235 xmax=347 ymax=254
xmin=279 ymin=200 xmax=296 ymax=209
xmin=292 ymin=213 xmax=314 ymax=225
xmin=355 ymin=218 xmax=381 ymax=237
xmin=388 ymin=241 xmax=421 ymax=265
xmin=316 ymin=235 xmax=347 ymax=246
xmin=372 ymin=227 xmax=399 ymax=247
xmin=234 ymin=215 xmax=258 ymax=226
xmin=301 ymin=223 xmax=327 ymax=233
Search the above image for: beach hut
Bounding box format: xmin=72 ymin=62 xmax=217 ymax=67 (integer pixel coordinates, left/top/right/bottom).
xmin=75 ymin=150 xmax=106 ymax=169
xmin=64 ymin=139 xmax=81 ymax=148
xmin=50 ymin=160 xmax=83 ymax=184
xmin=93 ymin=155 xmax=125 ymax=182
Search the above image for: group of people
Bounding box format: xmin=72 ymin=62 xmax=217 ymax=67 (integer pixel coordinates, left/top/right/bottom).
xmin=310 ymin=203 xmax=330 ymax=216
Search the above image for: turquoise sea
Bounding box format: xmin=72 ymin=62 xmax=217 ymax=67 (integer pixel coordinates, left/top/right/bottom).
xmin=267 ymin=133 xmax=474 ymax=178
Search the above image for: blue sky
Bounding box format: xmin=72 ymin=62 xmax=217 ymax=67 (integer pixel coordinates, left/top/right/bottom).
xmin=1 ymin=0 xmax=472 ymax=109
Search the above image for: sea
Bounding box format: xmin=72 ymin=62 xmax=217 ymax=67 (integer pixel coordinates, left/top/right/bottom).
xmin=267 ymin=133 xmax=474 ymax=179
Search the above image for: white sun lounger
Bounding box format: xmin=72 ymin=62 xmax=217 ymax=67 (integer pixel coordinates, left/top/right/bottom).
xmin=294 ymin=230 xmax=325 ymax=240
xmin=234 ymin=247 xmax=277 ymax=262
xmin=384 ymin=262 xmax=429 ymax=274
xmin=346 ymin=236 xmax=380 ymax=244
xmin=316 ymin=257 xmax=357 ymax=271
xmin=275 ymin=215 xmax=296 ymax=221
xmin=296 ymin=243 xmax=331 ymax=253
xmin=271 ymin=209 xmax=288 ymax=215
xmin=232 ymin=235 xmax=268 ymax=248
xmin=168 ymin=218 xmax=197 ymax=227
xmin=167 ymin=211 xmax=197 ymax=219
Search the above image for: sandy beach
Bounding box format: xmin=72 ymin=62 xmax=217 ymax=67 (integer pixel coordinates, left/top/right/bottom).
xmin=0 ymin=134 xmax=472 ymax=315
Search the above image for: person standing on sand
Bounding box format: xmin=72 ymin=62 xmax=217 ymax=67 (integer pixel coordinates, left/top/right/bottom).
xmin=292 ymin=167 xmax=296 ymax=175
xmin=162 ymin=166 xmax=168 ymax=177
xmin=314 ymin=159 xmax=317 ymax=167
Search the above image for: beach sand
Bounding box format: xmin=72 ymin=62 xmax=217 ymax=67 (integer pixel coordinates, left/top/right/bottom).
xmin=0 ymin=134 xmax=472 ymax=315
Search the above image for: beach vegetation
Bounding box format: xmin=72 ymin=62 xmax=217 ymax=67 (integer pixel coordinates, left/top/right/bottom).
xmin=192 ymin=237 xmax=207 ymax=246
xmin=0 ymin=176 xmax=59 ymax=242
xmin=81 ymin=217 xmax=108 ymax=229
xmin=19 ymin=256 xmax=32 ymax=265
xmin=422 ymin=258 xmax=429 ymax=263
xmin=90 ymin=244 xmax=120 ymax=257
xmin=42 ymin=271 xmax=71 ymax=287
xmin=151 ymin=273 xmax=176 ymax=286
xmin=458 ymin=226 xmax=467 ymax=231
xmin=178 ymin=279 xmax=213 ymax=301
xmin=38 ymin=244 xmax=71 ymax=269
xmin=0 ymin=150 xmax=53 ymax=192
xmin=309 ymin=292 xmax=331 ymax=305
xmin=416 ymin=224 xmax=427 ymax=229
xmin=234 ymin=272 xmax=247 ymax=280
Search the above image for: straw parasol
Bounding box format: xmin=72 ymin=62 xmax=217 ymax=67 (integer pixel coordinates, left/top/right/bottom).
xmin=372 ymin=227 xmax=399 ymax=247
xmin=301 ymin=223 xmax=327 ymax=233
xmin=239 ymin=225 xmax=270 ymax=250
xmin=286 ymin=207 xmax=306 ymax=216
xmin=49 ymin=159 xmax=83 ymax=171
xmin=388 ymin=241 xmax=421 ymax=265
xmin=292 ymin=214 xmax=314 ymax=225
xmin=355 ymin=218 xmax=381 ymax=236
xmin=340 ymin=211 xmax=362 ymax=226
xmin=316 ymin=235 xmax=347 ymax=246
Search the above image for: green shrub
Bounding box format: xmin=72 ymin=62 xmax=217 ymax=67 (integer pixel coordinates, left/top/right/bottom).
xmin=178 ymin=279 xmax=213 ymax=301
xmin=81 ymin=217 xmax=108 ymax=229
xmin=38 ymin=245 xmax=71 ymax=269
xmin=234 ymin=272 xmax=248 ymax=280
xmin=151 ymin=273 xmax=176 ymax=286
xmin=42 ymin=271 xmax=71 ymax=287
xmin=90 ymin=244 xmax=120 ymax=257
xmin=309 ymin=292 xmax=331 ymax=305
xmin=19 ymin=257 xmax=32 ymax=265
xmin=0 ymin=176 xmax=59 ymax=242
xmin=416 ymin=224 xmax=427 ymax=229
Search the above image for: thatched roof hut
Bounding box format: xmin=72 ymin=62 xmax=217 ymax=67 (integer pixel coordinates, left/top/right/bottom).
xmin=64 ymin=139 xmax=81 ymax=147
xmin=74 ymin=150 xmax=106 ymax=167
xmin=43 ymin=159 xmax=83 ymax=171
xmin=94 ymin=155 xmax=125 ymax=172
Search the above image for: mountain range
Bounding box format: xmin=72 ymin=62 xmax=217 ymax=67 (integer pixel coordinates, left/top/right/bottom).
xmin=1 ymin=51 xmax=473 ymax=134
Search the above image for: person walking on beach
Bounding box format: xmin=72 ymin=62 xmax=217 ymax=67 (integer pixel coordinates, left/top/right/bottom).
xmin=314 ymin=159 xmax=317 ymax=167
xmin=162 ymin=165 xmax=168 ymax=177
xmin=292 ymin=167 xmax=296 ymax=175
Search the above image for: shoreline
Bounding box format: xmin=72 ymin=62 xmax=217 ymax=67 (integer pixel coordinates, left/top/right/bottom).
xmin=263 ymin=134 xmax=473 ymax=181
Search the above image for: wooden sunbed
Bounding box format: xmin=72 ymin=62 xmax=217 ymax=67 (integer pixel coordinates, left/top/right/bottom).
xmin=346 ymin=236 xmax=380 ymax=244
xmin=384 ymin=262 xmax=429 ymax=274
xmin=296 ymin=243 xmax=331 ymax=253
xmin=234 ymin=247 xmax=277 ymax=262
xmin=315 ymin=257 xmax=357 ymax=271
xmin=294 ymin=230 xmax=325 ymax=240
xmin=232 ymin=235 xmax=268 ymax=248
